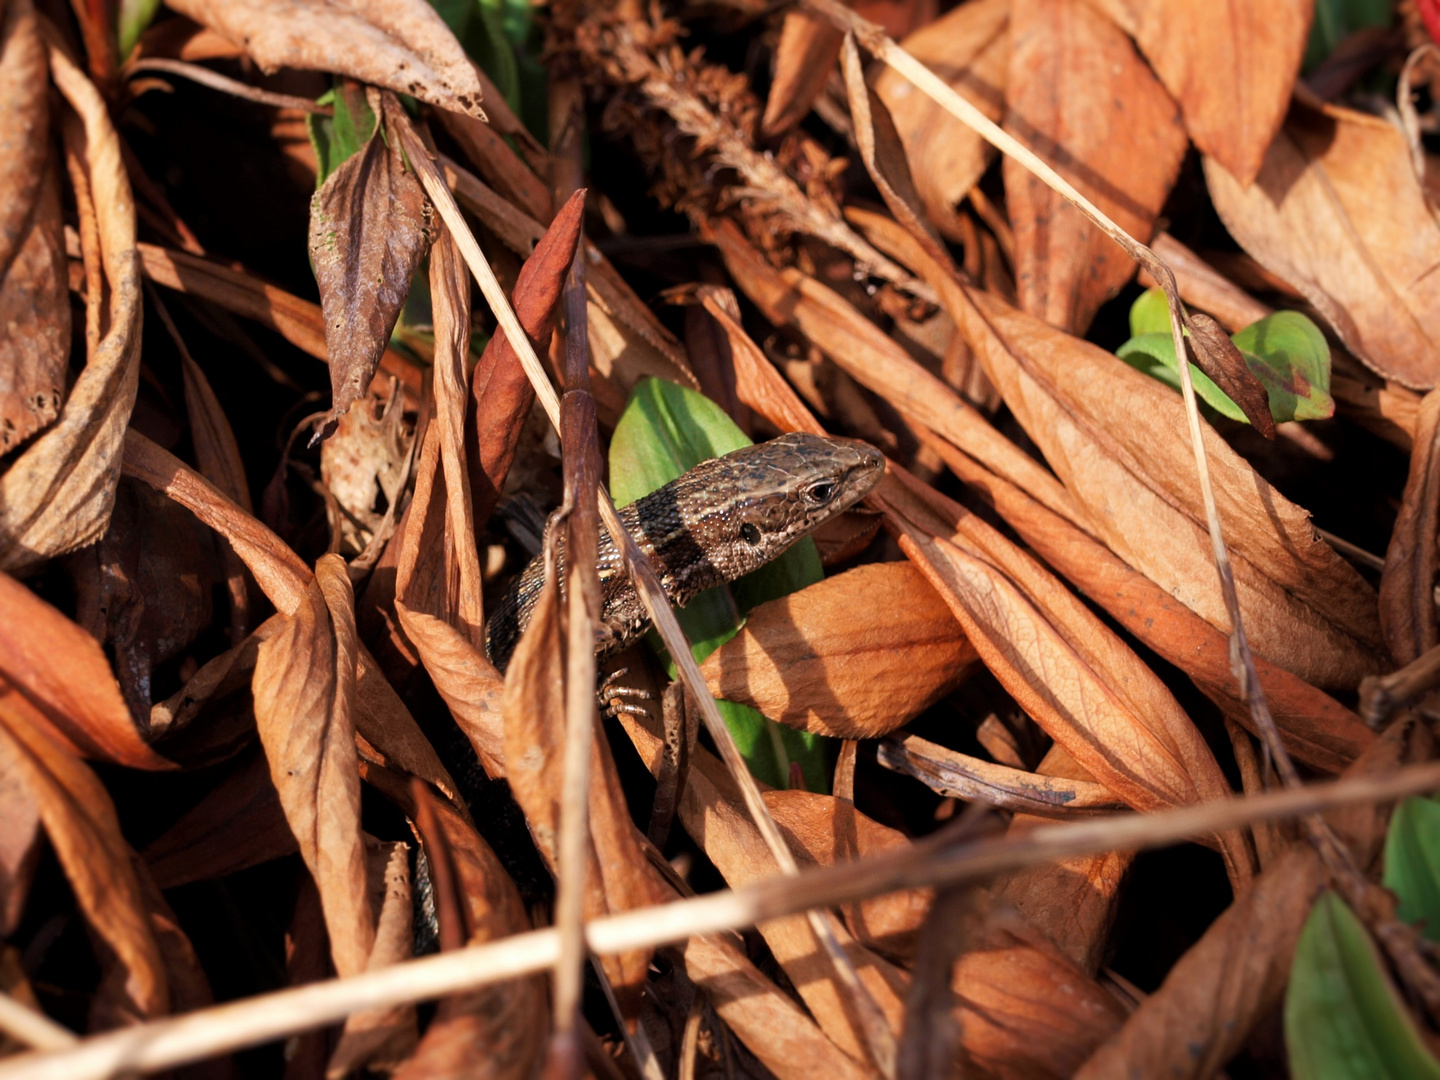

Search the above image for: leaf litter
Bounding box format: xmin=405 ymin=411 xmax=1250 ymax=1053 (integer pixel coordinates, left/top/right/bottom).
xmin=6 ymin=0 xmax=1440 ymax=1078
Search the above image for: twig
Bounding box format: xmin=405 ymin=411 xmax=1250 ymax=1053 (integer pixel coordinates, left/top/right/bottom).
xmin=126 ymin=59 xmax=334 ymax=114
xmin=0 ymin=997 xmax=76 ymax=1053
xmin=11 ymin=759 xmax=1440 ymax=1080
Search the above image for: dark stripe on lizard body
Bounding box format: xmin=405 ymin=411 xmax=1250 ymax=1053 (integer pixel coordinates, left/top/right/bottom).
xmin=484 ymin=432 xmax=885 ymax=672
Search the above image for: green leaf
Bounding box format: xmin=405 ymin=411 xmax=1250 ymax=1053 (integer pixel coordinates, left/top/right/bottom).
xmin=1231 ymin=311 xmax=1334 ymax=423
xmin=1116 ymin=334 xmax=1248 ymax=423
xmin=1285 ymin=891 xmax=1440 ymax=1080
xmin=610 ymin=377 xmax=829 ymax=791
xmin=468 ymin=1 xmax=521 ymax=113
xmin=117 ymin=0 xmax=162 ymax=59
xmin=1385 ymin=797 xmax=1440 ymax=943
xmin=305 ymin=83 xmax=377 ymax=189
xmin=1128 ymin=287 xmax=1171 ymax=337
xmin=1117 ymin=308 xmax=1333 ymax=426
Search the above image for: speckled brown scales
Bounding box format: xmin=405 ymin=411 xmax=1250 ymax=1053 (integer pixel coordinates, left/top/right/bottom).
xmin=484 ymin=432 xmax=885 ymax=672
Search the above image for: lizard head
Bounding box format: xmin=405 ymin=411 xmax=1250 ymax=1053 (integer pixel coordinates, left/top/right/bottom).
xmin=637 ymin=432 xmax=886 ymax=595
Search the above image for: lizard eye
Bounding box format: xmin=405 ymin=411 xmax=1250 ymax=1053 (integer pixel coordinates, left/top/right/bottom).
xmin=739 ymin=522 xmax=762 ymax=546
xmin=802 ymin=480 xmax=836 ymax=505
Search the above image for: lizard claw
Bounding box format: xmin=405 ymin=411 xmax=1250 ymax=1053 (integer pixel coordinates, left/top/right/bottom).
xmin=599 ymin=668 xmax=652 ymax=719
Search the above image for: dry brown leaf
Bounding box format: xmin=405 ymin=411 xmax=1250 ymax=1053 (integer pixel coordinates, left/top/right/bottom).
xmin=326 ymin=838 xmax=417 ymax=1077
xmin=310 ymin=92 xmax=433 ymax=432
xmin=700 ymin=562 xmax=978 ymax=738
xmin=68 ymin=480 xmax=221 ymax=722
xmin=142 ymin=748 xmax=296 ymax=889
xmin=0 ymin=0 xmax=68 ymax=453
xmin=872 ymin=0 xmax=1008 ymax=243
xmin=0 ymin=743 xmax=42 ymax=937
xmin=253 ymin=554 xmax=373 ymax=980
xmin=0 ymin=568 xmax=172 ymax=769
xmin=1087 ymin=0 xmax=1311 ymax=185
xmin=501 ymin=544 xmax=665 ymax=1016
xmin=673 ymin=932 xmax=875 ymax=1080
xmin=1206 ymin=99 xmax=1440 ymax=389
xmin=442 ymin=156 xmax=694 ymax=401
xmin=468 ymin=189 xmax=585 ymax=529
xmin=0 ymin=681 xmax=168 ymax=1024
xmin=624 ymin=695 xmax=909 ymax=1063
xmin=139 ymin=242 xmax=422 ymax=396
xmin=1073 ymin=718 xmax=1424 ymax=1078
xmin=164 ymin=0 xmax=485 ymax=116
xmin=952 ymin=904 xmax=1128 ymax=1079
xmin=766 ymin=789 xmax=931 ymax=962
xmin=989 ymin=745 xmax=1133 ymax=975
xmin=762 ymin=11 xmax=844 ymax=137
xmin=319 ymin=384 xmax=411 ymax=553
xmin=1381 ymin=389 xmax=1440 ymax=665
xmin=839 ymin=33 xmax=956 ymax=275
xmin=384 ymin=218 xmax=554 ymax=779
xmin=1003 ymin=0 xmax=1188 ymax=334
xmin=370 ymin=772 xmax=546 ymax=1080
xmin=0 ymin=37 xmax=139 ymax=571
xmin=1186 ymin=312 xmax=1276 ymax=439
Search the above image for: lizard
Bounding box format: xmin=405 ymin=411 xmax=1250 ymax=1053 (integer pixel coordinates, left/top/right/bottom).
xmin=484 ymin=431 xmax=885 ymax=672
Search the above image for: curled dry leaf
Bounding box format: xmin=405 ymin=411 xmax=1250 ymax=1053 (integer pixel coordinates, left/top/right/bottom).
xmin=849 ymin=200 xmax=1384 ymax=689
xmin=367 ymin=773 xmax=545 ymax=1080
xmin=0 ymin=0 xmax=68 ymax=454
xmin=253 ymin=553 xmax=374 ymax=981
xmin=122 ymin=432 xmax=468 ymax=809
xmin=500 ymin=546 xmax=665 ymax=1016
xmin=839 ymin=32 xmax=956 ymax=275
xmin=326 ymin=838 xmax=417 ymax=1077
xmin=0 ymin=569 xmax=172 ymax=769
xmin=699 ymin=562 xmax=978 ymax=738
xmin=1186 ymin=312 xmax=1276 ymax=439
xmin=871 ymin=0 xmax=1008 ymax=243
xmin=139 ymin=242 xmax=421 ymax=396
xmin=0 ymin=745 xmax=42 ymax=937
xmin=164 ymin=0 xmax=485 ymax=116
xmin=1381 ymin=389 xmax=1440 ymax=665
xmin=1206 ymin=99 xmax=1440 ymax=389
xmin=468 ymin=189 xmax=586 ymax=529
xmin=990 ymin=744 xmax=1132 ymax=974
xmin=394 ymin=232 xmax=508 ymax=777
xmin=310 ymin=91 xmax=433 ymax=432
xmin=0 ymin=684 xmax=168 ymax=1023
xmin=762 ymin=11 xmax=844 ymax=138
xmin=1086 ymin=0 xmax=1311 ymax=185
xmin=1003 ymin=0 xmax=1187 ymax=334
xmin=878 ymin=733 xmax=1124 ymax=816
xmin=0 ymin=38 xmax=139 ymax=571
